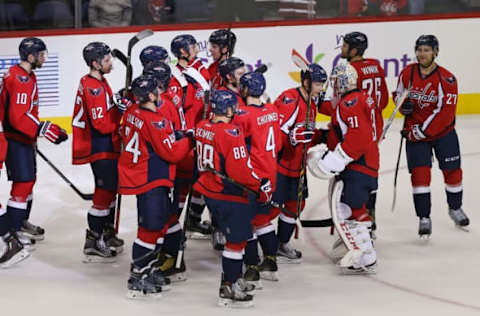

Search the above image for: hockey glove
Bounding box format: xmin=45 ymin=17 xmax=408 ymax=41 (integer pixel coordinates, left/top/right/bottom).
xmin=307 ymin=144 xmax=353 ymax=179
xmin=400 ymin=99 xmax=414 ymax=116
xmin=113 ymin=93 xmax=133 ymax=113
xmin=257 ymin=178 xmax=273 ymax=204
xmin=174 ymin=129 xmax=195 ymax=141
xmin=402 ymin=124 xmax=426 ymax=141
xmin=38 ymin=121 xmax=68 ymax=144
xmin=289 ymin=124 xmax=314 ymax=146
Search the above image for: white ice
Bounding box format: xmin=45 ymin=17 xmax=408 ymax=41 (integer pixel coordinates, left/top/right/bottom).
xmin=1 ymin=117 xmax=479 ymax=316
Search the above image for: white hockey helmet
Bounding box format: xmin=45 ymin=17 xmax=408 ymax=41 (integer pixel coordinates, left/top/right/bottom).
xmin=330 ymin=62 xmax=358 ymax=96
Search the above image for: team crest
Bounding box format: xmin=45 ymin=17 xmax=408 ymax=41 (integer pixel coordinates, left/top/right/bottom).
xmin=172 ymin=95 xmax=181 ymax=105
xmin=16 ymin=75 xmax=30 ymax=83
xmin=225 ymin=128 xmax=240 ymax=137
xmin=366 ymin=96 xmax=374 ymax=107
xmin=282 ymin=96 xmax=295 ymax=104
xmin=344 ymin=97 xmax=357 ymax=107
xmin=444 ymin=76 xmax=456 ymax=84
xmin=88 ymin=87 xmax=103 ymax=96
xmin=236 ymin=109 xmax=248 ymax=116
xmin=152 ymin=120 xmax=166 ymax=130
xmin=195 ymin=89 xmax=205 ymax=99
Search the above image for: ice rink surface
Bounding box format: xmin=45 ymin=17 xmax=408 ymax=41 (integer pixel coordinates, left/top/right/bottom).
xmin=1 ymin=117 xmax=479 ymax=316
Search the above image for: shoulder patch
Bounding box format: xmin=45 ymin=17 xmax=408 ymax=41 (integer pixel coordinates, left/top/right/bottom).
xmin=343 ymin=97 xmax=358 ymax=108
xmin=152 ymin=120 xmax=166 ymax=130
xmin=195 ymin=89 xmax=204 ymax=99
xmin=88 ymin=87 xmax=103 ymax=96
xmin=16 ymin=75 xmax=30 ymax=83
xmin=236 ymin=108 xmax=248 ymax=116
xmin=282 ymin=95 xmax=295 ymax=104
xmin=444 ymin=76 xmax=456 ymax=85
xmin=225 ymin=128 xmax=240 ymax=137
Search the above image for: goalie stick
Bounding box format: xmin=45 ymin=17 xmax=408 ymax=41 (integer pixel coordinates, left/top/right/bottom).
xmin=37 ymin=149 xmax=93 ymax=201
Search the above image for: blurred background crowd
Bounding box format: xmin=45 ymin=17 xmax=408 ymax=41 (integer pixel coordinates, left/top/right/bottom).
xmin=0 ymin=0 xmax=479 ymax=31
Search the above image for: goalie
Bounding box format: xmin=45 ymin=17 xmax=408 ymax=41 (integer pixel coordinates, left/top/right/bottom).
xmin=307 ymin=62 xmax=379 ymax=273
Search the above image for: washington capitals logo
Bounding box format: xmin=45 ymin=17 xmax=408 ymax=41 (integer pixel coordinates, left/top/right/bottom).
xmin=409 ymin=83 xmax=438 ymax=109
xmin=152 ymin=120 xmax=166 ymax=130
xmin=16 ymin=75 xmax=29 ymax=83
xmin=282 ymin=96 xmax=295 ymax=104
xmin=444 ymin=76 xmax=456 ymax=85
xmin=225 ymin=128 xmax=240 ymax=137
xmin=236 ymin=109 xmax=248 ymax=116
xmin=88 ymin=87 xmax=103 ymax=96
xmin=344 ymin=97 xmax=357 ymax=107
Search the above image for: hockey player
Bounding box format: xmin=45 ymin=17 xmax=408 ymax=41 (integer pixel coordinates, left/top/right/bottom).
xmin=395 ymin=35 xmax=469 ymax=237
xmin=0 ymin=71 xmax=29 ymax=268
xmin=233 ymin=72 xmax=282 ymax=286
xmin=273 ymin=63 xmax=329 ymax=263
xmin=170 ymin=34 xmax=213 ymax=242
xmin=0 ymin=37 xmax=67 ymax=255
xmin=118 ymin=75 xmax=193 ymax=298
xmin=341 ymin=31 xmax=389 ymax=233
xmin=307 ymin=62 xmax=378 ymax=273
xmin=217 ymin=57 xmax=246 ymax=101
xmin=208 ymin=29 xmax=237 ymax=90
xmin=72 ymin=42 xmax=124 ymax=262
xmin=194 ymin=90 xmax=272 ymax=308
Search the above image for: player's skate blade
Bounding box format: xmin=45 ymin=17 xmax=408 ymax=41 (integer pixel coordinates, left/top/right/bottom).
xmin=0 ymin=234 xmax=30 ymax=269
xmin=21 ymin=220 xmax=45 ymax=241
xmin=277 ymin=243 xmax=302 ymax=264
xmin=16 ymin=232 xmax=36 ymax=252
xmin=449 ymin=208 xmax=470 ymax=232
xmin=418 ymin=217 xmax=432 ymax=239
xmin=218 ymin=280 xmax=254 ymax=308
xmin=339 ymin=262 xmax=377 ymax=275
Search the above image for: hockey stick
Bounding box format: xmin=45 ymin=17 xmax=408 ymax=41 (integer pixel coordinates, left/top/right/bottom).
xmin=291 ymin=49 xmax=312 ymax=220
xmin=114 ymin=29 xmax=154 ymax=234
xmin=391 ymin=120 xmax=406 ymax=212
xmin=379 ymin=87 xmax=410 ymax=143
xmin=37 ymin=149 xmax=93 ymax=200
xmin=112 ymin=48 xmax=128 ymax=68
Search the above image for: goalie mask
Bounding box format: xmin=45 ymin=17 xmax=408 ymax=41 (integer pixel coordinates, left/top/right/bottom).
xmin=330 ymin=62 xmax=358 ymax=97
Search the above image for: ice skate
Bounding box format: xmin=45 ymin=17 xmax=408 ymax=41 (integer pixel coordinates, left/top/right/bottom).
xmin=243 ymin=265 xmax=263 ymax=289
xmin=418 ymin=217 xmax=432 ymax=239
xmin=103 ymin=226 xmax=124 ymax=254
xmin=15 ymin=232 xmax=36 ymax=252
xmin=0 ymin=233 xmax=30 ymax=269
xmin=449 ymin=208 xmax=469 ymax=231
xmin=154 ymin=252 xmax=187 ymax=282
xmin=185 ymin=213 xmax=213 ymax=240
xmin=277 ymin=242 xmax=302 ymax=264
xmin=21 ymin=220 xmax=45 ymax=241
xmin=218 ymin=277 xmax=254 ymax=308
xmin=83 ymin=229 xmax=117 ymax=263
xmin=127 ymin=265 xmax=163 ymax=299
xmin=258 ymin=256 xmax=279 ymax=281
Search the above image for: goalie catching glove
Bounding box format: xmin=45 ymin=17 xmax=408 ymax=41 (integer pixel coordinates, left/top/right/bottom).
xmin=307 ymin=144 xmax=353 ymax=179
xmin=38 ymin=121 xmax=68 ymax=144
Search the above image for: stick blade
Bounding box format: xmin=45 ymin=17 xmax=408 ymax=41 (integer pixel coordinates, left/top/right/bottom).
xmin=291 ymin=49 xmax=309 ymax=71
xmin=136 ymin=29 xmax=154 ymax=41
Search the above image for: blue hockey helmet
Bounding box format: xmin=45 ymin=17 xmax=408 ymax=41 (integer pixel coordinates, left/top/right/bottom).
xmin=131 ymin=75 xmax=158 ymax=103
xmin=210 ymin=90 xmax=238 ymax=115
xmin=19 ymin=37 xmax=47 ymax=61
xmin=143 ymin=60 xmax=172 ymax=90
xmin=239 ymin=72 xmax=266 ymax=97
xmin=83 ymin=42 xmax=111 ymax=67
xmin=415 ymin=34 xmax=439 ymax=51
xmin=301 ymin=63 xmax=328 ymax=84
xmin=140 ymin=45 xmax=169 ymax=67
xmin=170 ymin=34 xmax=197 ymax=58
xmin=343 ymin=32 xmax=368 ymax=56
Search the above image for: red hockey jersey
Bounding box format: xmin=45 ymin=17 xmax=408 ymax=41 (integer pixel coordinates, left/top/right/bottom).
xmin=158 ymin=93 xmax=181 ymax=130
xmin=233 ymin=102 xmax=282 ymax=189
xmin=72 ymin=75 xmax=122 ymax=165
xmin=193 ymin=120 xmax=260 ymax=203
xmin=396 ymin=63 xmax=458 ymax=141
xmin=274 ymin=88 xmax=330 ymax=177
xmin=351 ymin=58 xmax=389 ymax=140
xmin=0 ymin=94 xmax=6 ymax=166
xmin=327 ymin=90 xmax=379 ymax=177
xmin=1 ymin=65 xmax=41 ymax=145
xmin=118 ymin=104 xmax=192 ymax=195
xmin=208 ymin=60 xmax=224 ymax=91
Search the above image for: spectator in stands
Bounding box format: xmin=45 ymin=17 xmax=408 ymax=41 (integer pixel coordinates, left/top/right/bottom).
xmin=408 ymin=0 xmax=425 ymax=14
xmin=131 ymin=0 xmax=175 ymax=25
xmin=367 ymin=0 xmax=407 ymax=15
xmin=89 ymin=0 xmax=132 ymax=27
